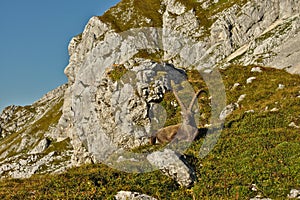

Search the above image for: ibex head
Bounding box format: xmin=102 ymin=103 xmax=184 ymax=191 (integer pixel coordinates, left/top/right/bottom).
xmin=170 ymin=80 xmax=205 ymax=128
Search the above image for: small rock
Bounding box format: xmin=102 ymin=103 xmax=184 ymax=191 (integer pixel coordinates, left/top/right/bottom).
xmin=115 ymin=191 xmax=157 ymax=200
xmin=265 ymin=106 xmax=269 ymax=111
xmin=270 ymin=108 xmax=279 ymax=112
xmin=29 ymin=138 xmax=51 ymax=154
xmin=19 ymin=159 xmax=27 ymax=166
xmin=170 ymin=100 xmax=178 ymax=107
xmin=247 ymin=77 xmax=257 ymax=84
xmin=237 ymin=94 xmax=246 ymax=103
xmin=288 ymin=122 xmax=300 ymax=129
xmin=277 ymin=84 xmax=285 ymax=90
xmin=203 ymin=69 xmax=213 ymax=74
xmin=250 ymin=195 xmax=272 ymax=200
xmin=251 ymin=67 xmax=262 ymax=73
xmin=204 ymin=124 xmax=212 ymax=128
xmin=232 ymin=83 xmax=241 ymax=90
xmin=219 ymin=103 xmax=239 ymax=120
xmin=288 ymin=189 xmax=300 ymax=199
xmin=245 ymin=110 xmax=255 ymax=114
xmin=251 ymin=184 xmax=258 ymax=191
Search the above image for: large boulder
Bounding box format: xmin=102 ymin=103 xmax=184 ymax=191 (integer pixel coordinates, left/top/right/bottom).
xmin=147 ymin=148 xmax=196 ymax=187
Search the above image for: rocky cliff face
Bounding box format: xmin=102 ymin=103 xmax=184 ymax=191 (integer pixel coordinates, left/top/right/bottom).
xmin=0 ymin=85 xmax=73 ymax=179
xmin=1 ymin=0 xmax=299 ymax=178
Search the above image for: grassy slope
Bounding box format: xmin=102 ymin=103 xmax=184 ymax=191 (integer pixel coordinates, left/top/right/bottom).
xmin=98 ymin=0 xmax=247 ymax=36
xmin=0 ymin=65 xmax=299 ymax=199
xmin=98 ymin=0 xmax=163 ymax=32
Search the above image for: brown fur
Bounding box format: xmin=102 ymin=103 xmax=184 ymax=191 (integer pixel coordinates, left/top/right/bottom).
xmin=150 ymin=124 xmax=181 ymax=144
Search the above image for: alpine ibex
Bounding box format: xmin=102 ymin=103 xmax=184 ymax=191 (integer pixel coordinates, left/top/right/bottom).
xmin=150 ymin=80 xmax=206 ymax=145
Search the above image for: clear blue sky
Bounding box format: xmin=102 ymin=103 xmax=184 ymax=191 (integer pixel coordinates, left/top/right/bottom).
xmin=0 ymin=0 xmax=120 ymax=112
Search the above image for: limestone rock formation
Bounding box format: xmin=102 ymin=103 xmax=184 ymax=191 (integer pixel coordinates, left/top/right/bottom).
xmin=0 ymin=85 xmax=73 ymax=179
xmin=147 ymin=149 xmax=196 ymax=187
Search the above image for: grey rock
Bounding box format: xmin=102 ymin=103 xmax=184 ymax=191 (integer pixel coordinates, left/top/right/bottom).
xmin=218 ymin=1 xmax=300 ymax=74
xmin=0 ymin=105 xmax=35 ymax=138
xmin=247 ymin=77 xmax=257 ymax=84
xmin=163 ymin=0 xmax=186 ymax=15
xmin=203 ymin=69 xmax=213 ymax=74
xmin=232 ymin=83 xmax=241 ymax=90
xmin=289 ymin=122 xmax=300 ymax=129
xmin=245 ymin=110 xmax=255 ymax=114
xmin=219 ymin=103 xmax=239 ymax=120
xmin=237 ymin=94 xmax=247 ymax=103
xmin=29 ymin=138 xmax=51 ymax=154
xmin=288 ymin=189 xmax=300 ymax=199
xmin=147 ymin=149 xmax=196 ymax=187
xmin=251 ymin=67 xmax=262 ymax=73
xmin=267 ymin=26 xmax=300 ymax=74
xmin=278 ymin=84 xmax=285 ymax=90
xmin=250 ymin=184 xmax=258 ymax=191
xmin=115 ymin=191 xmax=157 ymax=200
xmin=270 ymin=108 xmax=279 ymax=112
xmin=250 ymin=196 xmax=272 ymax=200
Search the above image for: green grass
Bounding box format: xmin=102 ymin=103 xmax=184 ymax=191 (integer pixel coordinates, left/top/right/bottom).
xmin=160 ymin=91 xmax=182 ymax=126
xmin=0 ymin=65 xmax=299 ymax=199
xmin=107 ymin=64 xmax=128 ymax=82
xmin=0 ymin=164 xmax=178 ymax=199
xmin=97 ymin=0 xmax=248 ymax=39
xmin=98 ymin=0 xmax=163 ymax=32
xmin=134 ymin=50 xmax=164 ymax=63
